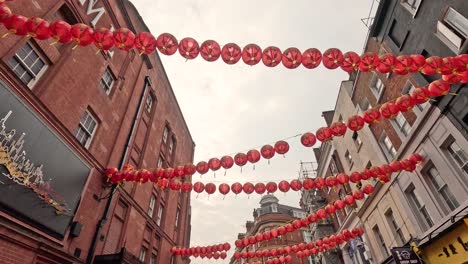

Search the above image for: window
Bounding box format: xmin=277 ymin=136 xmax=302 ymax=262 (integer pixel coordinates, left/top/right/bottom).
xmin=145 ymin=95 xmax=153 ymax=113
xmin=157 ymin=156 xmax=163 ymax=168
xmin=385 ymin=209 xmax=405 ymax=246
xmin=169 ymin=137 xmax=175 ymax=155
xmin=370 ymin=74 xmax=385 ymax=101
xmin=339 ymin=190 xmax=352 ymax=215
xmin=100 ymin=67 xmax=115 ymax=95
xmin=170 ymin=256 xmax=174 ymax=264
xmin=388 ymin=19 xmax=408 ymax=49
xmin=352 ymin=132 xmax=363 ymax=150
xmin=163 ymin=126 xmax=169 ymax=143
xmin=8 ymin=42 xmax=47 ymax=87
xmin=150 ymin=254 xmax=157 ymax=264
xmin=406 ymin=186 xmax=433 ymax=230
xmin=404 ymin=81 xmax=428 ymax=111
xmin=436 ymin=7 xmax=468 ymax=52
xmin=293 ymin=211 xmax=306 ymax=218
xmin=175 ymin=208 xmax=180 ymax=228
xmin=393 ymin=113 xmax=411 ymax=137
xmin=75 ymin=110 xmax=98 ymax=148
xmin=139 ymin=247 xmax=147 ymax=263
xmin=330 ymin=159 xmax=339 ymax=175
xmin=148 ymin=195 xmax=156 ymax=217
xmin=401 ymin=0 xmax=422 ymax=16
xmin=271 ymin=204 xmax=278 ymax=213
xmin=344 ymin=150 xmax=353 ymax=168
xmin=360 ymin=98 xmax=371 ymax=111
xmin=372 ymin=225 xmax=389 ymax=258
xmin=427 ymin=165 xmax=459 ymax=212
xmin=156 ymin=203 xmax=164 ymax=226
xmin=381 ymin=133 xmax=397 ymax=159
xmin=447 ymin=140 xmax=468 ymax=176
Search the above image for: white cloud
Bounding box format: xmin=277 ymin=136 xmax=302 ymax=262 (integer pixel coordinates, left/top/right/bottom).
xmin=131 ymin=0 xmax=377 ymax=262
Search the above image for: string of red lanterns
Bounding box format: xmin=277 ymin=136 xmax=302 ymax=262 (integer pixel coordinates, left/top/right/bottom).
xmin=0 ymin=3 xmax=467 ymax=75
xmin=103 ymin=77 xmax=451 ymax=183
xmin=233 ymin=227 xmax=364 ymax=262
xmin=170 ymin=242 xmax=230 ymax=260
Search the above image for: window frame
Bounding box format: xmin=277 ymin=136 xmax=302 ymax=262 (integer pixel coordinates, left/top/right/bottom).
xmin=380 ymin=133 xmax=397 ymax=160
xmin=271 ymin=204 xmax=278 ymax=213
xmin=405 ymin=185 xmax=433 ymax=231
xmin=392 ymin=112 xmax=412 ymax=138
xmin=352 ymin=131 xmax=363 ymax=151
xmin=156 ymin=202 xmax=165 ymax=226
xmin=400 ymin=0 xmax=422 ymax=17
xmin=162 ymin=126 xmax=169 ymax=144
xmin=75 ymin=109 xmax=98 ymax=149
xmin=372 ymin=225 xmax=389 ymax=258
xmin=445 ymin=139 xmax=468 ymax=181
xmin=8 ymin=42 xmax=48 ymax=88
xmin=425 ymin=164 xmax=459 ymax=213
xmin=139 ymin=247 xmax=147 ymax=263
xmin=145 ymin=94 xmax=154 ymax=114
xmin=403 ymin=80 xmax=428 ymax=113
xmin=435 ymin=7 xmax=468 ymax=54
xmin=344 ymin=150 xmax=354 ymax=169
xmin=369 ymin=74 xmax=385 ymax=102
xmin=99 ymin=67 xmax=116 ymax=95
xmin=148 ymin=195 xmax=156 ymax=217
xmin=385 ymin=209 xmax=405 ymax=246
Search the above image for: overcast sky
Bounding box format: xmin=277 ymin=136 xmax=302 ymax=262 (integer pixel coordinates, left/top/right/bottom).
xmin=132 ymin=0 xmax=376 ymax=262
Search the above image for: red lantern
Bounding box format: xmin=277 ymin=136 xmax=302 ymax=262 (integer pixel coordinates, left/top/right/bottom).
xmin=263 ymin=232 xmax=272 ymax=241
xmin=303 ymin=178 xmax=315 ymax=190
xmin=349 ymin=171 xmax=362 ymax=183
xmin=302 ymin=48 xmax=322 ymax=69
xmin=223 ymin=243 xmax=231 ymax=251
xmin=363 ymin=108 xmax=381 ymax=124
xmin=361 ymin=169 xmax=373 ymax=180
xmin=156 ymin=33 xmax=178 ymax=55
xmin=221 ymin=43 xmax=242 ymax=64
xmin=395 ymin=55 xmax=418 ymax=74
xmin=410 ymin=87 xmax=432 ymax=105
xmin=255 ymin=233 xmax=264 ymax=242
xmin=247 ymin=149 xmax=261 ymax=164
xmin=254 ymin=183 xmax=266 ymax=194
xmin=411 ymin=54 xmax=427 ymax=71
xmin=341 ymin=51 xmax=361 ymax=72
xmin=291 ymin=245 xmax=299 ymax=253
xmin=113 ymin=28 xmax=135 ymax=51
xmin=279 ymin=180 xmax=290 ymax=192
xmin=390 ymin=160 xmax=402 ymax=172
xmin=316 ymin=127 xmax=333 ymax=142
xmin=25 ymin=17 xmax=50 ymax=40
xmin=49 ymin=20 xmax=72 ymax=44
xmin=301 ymin=132 xmax=317 ymax=147
xmin=234 ymin=153 xmax=248 ymax=167
xmin=169 ymin=179 xmax=181 ymax=191
xmin=105 ymin=167 xmax=118 ymax=181
xmin=380 ymin=164 xmax=393 ymax=175
xmin=138 ymin=169 xmax=151 ymax=184
xmin=193 ymin=182 xmax=205 ymax=193
xmin=359 ymin=52 xmax=380 ymax=72
xmin=261 ymin=145 xmax=275 ymax=160
xmin=181 ymin=182 xmax=192 ymax=192
xmin=231 ymin=182 xmax=243 ymax=195
xmin=93 ymin=28 xmax=115 ymax=51
xmin=337 ymin=173 xmax=349 ymax=185
xmin=409 ymin=153 xmax=424 ymax=164
xmin=274 ymin=140 xmax=290 ymax=155
xmin=330 ymin=122 xmax=347 ymax=137
xmin=282 ymin=47 xmax=302 ymax=69
xmin=271 ymin=228 xmax=280 ymax=238
xmin=347 ymin=115 xmax=365 ymax=131
xmin=70 ymin=23 xmax=94 ymax=47
xmin=0 ymin=4 xmax=11 ymax=23
xmin=395 ymin=95 xmax=415 ymax=112
xmin=315 ymin=177 xmax=325 ymax=189
xmin=243 ymin=182 xmax=255 ymax=194
xmin=325 ymin=204 xmax=336 ymax=215
xmin=262 ymin=46 xmax=282 ymax=67
xmin=290 ymin=179 xmax=302 ymax=191
xmin=200 ymin=40 xmax=221 ymax=61
xmin=424 ymin=56 xmax=451 ymax=75
xmin=183 ymin=163 xmax=196 ymax=175
xmin=428 ymin=79 xmax=450 ymax=97
xmin=334 ymin=199 xmax=346 ymax=210
xmin=208 ymin=158 xmax=221 ymax=171
xmin=3 ymin=14 xmax=28 ymax=36
xmin=316 ymin=209 xmax=327 ymax=219
xmin=380 ymin=102 xmax=400 ymax=119
xmin=362 ymin=184 xmax=375 ymax=195
xmin=378 ymin=53 xmax=397 ymax=74
xmin=315 ymin=239 xmax=323 ymax=247
xmin=196 ymin=161 xmax=209 ymax=174
xmin=220 ymin=252 xmax=227 ymax=259
xmin=134 ymin=32 xmax=156 ymax=55
xmin=322 ymin=48 xmax=344 ymax=69
xmin=242 ymin=44 xmax=262 ymax=65
xmin=296 ymin=251 xmax=304 ymax=258
xmin=353 ymin=190 xmax=365 ymax=200
xmin=205 ymin=183 xmax=216 ymax=195
xmin=266 ymin=182 xmax=278 ymax=193
xmin=164 ymin=168 xmax=175 ymax=178
xmin=219 ymin=183 xmax=230 ymax=195
xmin=157 ymin=178 xmax=169 ymax=189
xmin=325 ymin=176 xmax=337 ymax=187
xmin=235 ymin=240 xmax=242 ymax=248
xmin=344 ymin=195 xmax=355 ymax=205
xmin=220 ymin=155 xmax=234 ymax=169
xmin=178 ymin=37 xmax=199 ymax=60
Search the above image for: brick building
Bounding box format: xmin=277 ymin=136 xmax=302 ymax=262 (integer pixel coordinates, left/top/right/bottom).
xmin=307 ymin=0 xmax=468 ymax=263
xmin=231 ymin=195 xmax=309 ymax=264
xmin=0 ymin=1 xmax=194 ymax=264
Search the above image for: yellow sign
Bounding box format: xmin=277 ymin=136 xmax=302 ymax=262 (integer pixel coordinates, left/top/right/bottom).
xmin=422 ymin=220 xmax=468 ymax=264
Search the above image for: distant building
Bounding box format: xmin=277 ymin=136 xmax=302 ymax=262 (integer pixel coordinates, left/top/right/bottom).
xmin=231 ymin=195 xmax=310 ymax=264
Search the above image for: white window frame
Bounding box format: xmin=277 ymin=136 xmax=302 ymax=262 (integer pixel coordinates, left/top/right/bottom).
xmin=156 ymin=203 xmax=164 ymax=226
xmin=403 ymin=80 xmax=428 ymax=114
xmin=385 ymin=209 xmax=405 ymax=246
xmin=168 ymin=137 xmax=174 ymax=155
xmin=75 ymin=110 xmax=98 ymax=149
xmin=8 ymin=42 xmax=48 ymax=88
xmin=380 ymin=133 xmax=397 ymax=160
xmin=175 ymin=208 xmax=180 ymax=228
xmin=157 ymin=156 xmax=163 ymax=168
xmin=400 ymin=0 xmax=422 ymax=17
xmin=446 ymin=139 xmax=468 ymax=182
xmin=145 ymin=95 xmax=153 ymax=113
xmin=352 ymin=131 xmax=363 ymax=151
xmin=406 ymin=185 xmax=433 ymax=231
xmin=139 ymin=247 xmax=147 ymax=263
xmin=392 ymin=112 xmax=412 ymax=138
xmin=426 ymin=165 xmax=459 ymax=213
xmin=435 ymin=7 xmax=468 ymax=54
xmin=100 ymin=67 xmax=115 ymax=95
xmin=373 ymin=225 xmax=389 ymax=258
xmin=163 ymin=126 xmax=169 ymax=143
xmin=344 ymin=150 xmax=354 ymax=168
xmin=148 ymin=195 xmax=156 ymax=217
xmin=271 ymin=204 xmax=278 ymax=213
xmin=370 ymin=74 xmax=385 ymax=102
xmin=150 ymin=254 xmax=156 ymax=264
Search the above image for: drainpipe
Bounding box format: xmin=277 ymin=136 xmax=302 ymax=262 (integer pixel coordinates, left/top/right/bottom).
xmin=86 ymin=76 xmax=150 ymax=264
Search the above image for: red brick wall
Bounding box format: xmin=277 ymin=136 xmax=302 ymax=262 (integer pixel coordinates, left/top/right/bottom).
xmin=0 ymin=1 xmax=194 ymax=263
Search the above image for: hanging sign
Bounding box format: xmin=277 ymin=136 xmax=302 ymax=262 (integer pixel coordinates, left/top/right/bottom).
xmin=391 ymin=247 xmax=422 ymax=264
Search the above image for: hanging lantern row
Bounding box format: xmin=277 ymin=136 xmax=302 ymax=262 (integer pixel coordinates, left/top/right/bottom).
xmin=170 ymin=242 xmax=230 ymax=259
xmin=233 ymin=227 xmax=364 ymax=261
xmin=0 ymin=5 xmax=467 ymax=74
xmin=234 ymin=183 xmax=373 ymax=250
xmin=104 ymin=75 xmax=445 ymax=182
xmin=105 ymin=153 xmax=423 ymax=196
